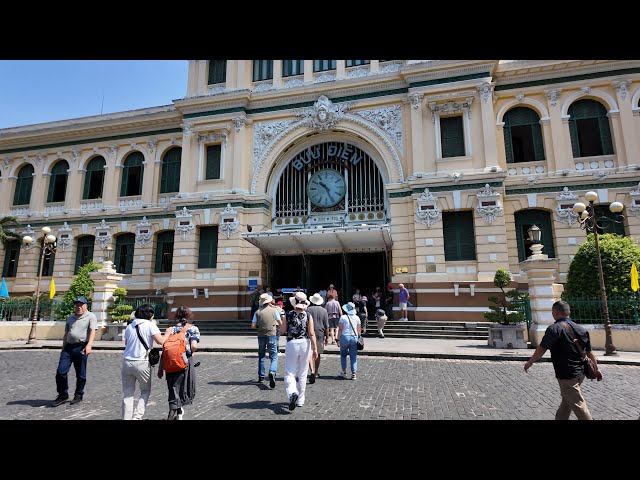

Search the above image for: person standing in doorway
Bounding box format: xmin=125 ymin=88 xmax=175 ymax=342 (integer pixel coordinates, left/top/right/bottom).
xmin=307 ymin=293 xmax=330 ymax=382
xmin=523 ymin=300 xmax=602 ymax=420
xmin=251 ymin=293 xmax=281 ymax=388
xmin=325 ymin=294 xmax=341 ymax=345
xmin=398 ymin=283 xmax=410 ymax=321
xmin=327 ymin=283 xmax=339 ymax=302
xmin=51 ymin=297 xmax=98 ymax=407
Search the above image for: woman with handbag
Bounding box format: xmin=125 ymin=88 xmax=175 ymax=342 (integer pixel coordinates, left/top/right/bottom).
xmin=121 ymin=304 xmax=170 ymax=420
xmin=337 ymin=302 xmax=361 ymax=380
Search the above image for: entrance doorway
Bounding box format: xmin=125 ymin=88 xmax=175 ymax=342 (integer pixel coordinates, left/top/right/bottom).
xmin=269 ymin=251 xmax=389 ymax=305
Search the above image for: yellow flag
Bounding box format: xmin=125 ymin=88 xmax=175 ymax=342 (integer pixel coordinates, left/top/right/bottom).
xmin=631 ymin=263 xmax=639 ymax=292
xmin=49 ymin=278 xmax=56 ymax=299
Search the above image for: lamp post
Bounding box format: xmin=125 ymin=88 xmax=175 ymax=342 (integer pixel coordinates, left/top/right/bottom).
xmin=102 ymin=245 xmax=114 ymax=271
xmin=22 ymin=226 xmax=57 ymax=344
xmin=572 ymin=191 xmax=624 ymax=356
xmin=527 ymin=224 xmax=543 ymax=258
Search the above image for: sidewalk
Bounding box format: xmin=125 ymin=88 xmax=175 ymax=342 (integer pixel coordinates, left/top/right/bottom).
xmin=2 ymin=335 xmax=640 ymax=365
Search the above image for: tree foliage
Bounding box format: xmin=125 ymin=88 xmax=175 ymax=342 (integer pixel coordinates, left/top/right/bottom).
xmin=107 ymin=287 xmax=133 ymax=323
xmin=484 ymin=268 xmax=529 ymax=324
xmin=0 ymin=216 xmax=22 ymax=248
xmin=565 ymin=234 xmax=640 ymax=299
xmin=54 ymin=261 xmax=101 ymax=320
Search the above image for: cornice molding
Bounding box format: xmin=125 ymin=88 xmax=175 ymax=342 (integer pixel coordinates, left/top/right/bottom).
xmin=402 ymin=62 xmax=496 ymax=84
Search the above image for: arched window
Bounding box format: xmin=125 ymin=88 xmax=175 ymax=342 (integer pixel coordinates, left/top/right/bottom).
xmin=514 ymin=209 xmax=555 ymax=262
xmin=160 ymin=147 xmax=182 ymax=193
xmin=74 ymin=235 xmax=95 ymax=274
xmin=47 ymin=160 xmax=69 ymax=203
xmin=114 ymin=233 xmax=135 ymax=274
xmin=120 ymin=152 xmax=144 ymax=197
xmin=503 ymin=107 xmax=545 ymax=163
xmin=83 ymin=156 xmax=105 ymax=199
xmin=37 ymin=237 xmax=56 ymax=277
xmin=13 ymin=164 xmax=34 ymax=205
xmin=568 ymin=99 xmax=613 ymax=158
xmin=2 ymin=240 xmax=21 ymax=277
xmin=155 ymin=231 xmax=174 ymax=273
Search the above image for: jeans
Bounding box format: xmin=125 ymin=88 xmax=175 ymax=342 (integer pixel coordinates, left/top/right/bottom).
xmin=55 ymin=342 xmax=88 ymax=397
xmin=258 ymin=335 xmax=278 ymax=378
xmin=340 ymin=335 xmax=358 ymax=374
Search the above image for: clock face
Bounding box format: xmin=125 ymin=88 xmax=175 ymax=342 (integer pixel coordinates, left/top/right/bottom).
xmin=307 ymin=169 xmax=346 ymax=208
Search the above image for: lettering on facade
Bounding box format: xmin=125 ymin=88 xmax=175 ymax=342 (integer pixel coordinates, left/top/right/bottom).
xmin=291 ymin=142 xmax=363 ymax=171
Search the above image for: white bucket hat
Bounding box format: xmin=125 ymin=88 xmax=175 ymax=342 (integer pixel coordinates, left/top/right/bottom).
xmin=259 ymin=293 xmax=273 ymax=306
xmin=309 ymin=293 xmax=324 ymax=305
xmin=289 ymin=291 xmax=308 ymax=307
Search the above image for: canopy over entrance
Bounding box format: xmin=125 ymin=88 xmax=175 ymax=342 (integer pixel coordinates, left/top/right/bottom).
xmin=242 ymin=224 xmax=392 ymax=255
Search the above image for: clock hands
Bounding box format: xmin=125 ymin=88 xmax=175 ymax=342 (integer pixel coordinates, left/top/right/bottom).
xmin=318 ymin=181 xmax=335 ymax=203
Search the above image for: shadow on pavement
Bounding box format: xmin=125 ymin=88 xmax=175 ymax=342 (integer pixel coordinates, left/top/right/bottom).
xmin=7 ymin=399 xmax=54 ymax=408
xmin=226 ymin=400 xmax=289 ymax=415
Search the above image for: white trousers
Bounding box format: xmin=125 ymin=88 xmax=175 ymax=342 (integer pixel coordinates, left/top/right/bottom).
xmin=121 ymin=359 xmax=152 ymax=420
xmin=284 ymin=338 xmax=311 ymax=406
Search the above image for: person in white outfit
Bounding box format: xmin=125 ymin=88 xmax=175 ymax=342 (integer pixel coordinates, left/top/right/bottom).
xmin=121 ymin=304 xmax=170 ymax=420
xmin=280 ymin=292 xmax=318 ymax=411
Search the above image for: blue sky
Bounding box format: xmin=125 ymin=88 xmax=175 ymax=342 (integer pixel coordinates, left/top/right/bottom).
xmin=0 ymin=60 xmax=189 ymax=129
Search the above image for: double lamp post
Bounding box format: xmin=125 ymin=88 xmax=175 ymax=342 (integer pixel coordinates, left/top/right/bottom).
xmin=22 ymin=226 xmax=57 ymax=344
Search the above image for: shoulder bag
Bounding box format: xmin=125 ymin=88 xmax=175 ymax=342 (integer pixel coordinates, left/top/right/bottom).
xmin=560 ymin=321 xmax=599 ymax=380
xmin=135 ymin=323 xmax=161 ymax=366
xmin=346 ymin=314 xmax=364 ymax=351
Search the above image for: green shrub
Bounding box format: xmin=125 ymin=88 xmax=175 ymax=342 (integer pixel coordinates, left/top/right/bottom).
xmin=107 ymin=287 xmax=133 ymax=323
xmin=483 ymin=268 xmax=529 ymax=324
xmin=565 ymin=234 xmax=640 ymax=299
xmin=54 ymin=262 xmax=101 ymax=320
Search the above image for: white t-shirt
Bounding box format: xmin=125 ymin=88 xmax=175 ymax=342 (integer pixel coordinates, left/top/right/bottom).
xmin=123 ymin=319 xmax=160 ymax=361
xmin=338 ymin=314 xmax=361 ymax=336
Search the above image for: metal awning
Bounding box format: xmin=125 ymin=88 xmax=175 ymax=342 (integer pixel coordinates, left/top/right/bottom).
xmin=242 ymin=224 xmax=392 ymax=255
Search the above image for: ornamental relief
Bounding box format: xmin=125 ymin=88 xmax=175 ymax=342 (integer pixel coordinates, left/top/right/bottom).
xmin=554 ymin=187 xmax=579 ymax=225
xmin=475 ymin=184 xmax=503 ymax=224
xmin=414 ymin=189 xmax=442 ymax=227
xmin=628 ymin=182 xmax=640 ymax=216
xmin=353 ymin=105 xmax=403 ymax=153
xmin=219 ymin=203 xmax=239 ymax=239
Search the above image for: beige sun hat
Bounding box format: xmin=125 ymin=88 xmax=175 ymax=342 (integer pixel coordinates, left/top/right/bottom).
xmin=309 ymin=293 xmax=324 ymax=305
xmin=290 ymin=291 xmax=309 ymax=308
xmin=259 ymin=293 xmax=274 ymax=306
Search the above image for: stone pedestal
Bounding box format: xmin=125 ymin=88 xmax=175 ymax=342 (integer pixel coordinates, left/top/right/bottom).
xmin=488 ymin=323 xmax=527 ymax=348
xmin=520 ymin=256 xmax=563 ymax=347
xmin=90 ymin=261 xmax=124 ymax=327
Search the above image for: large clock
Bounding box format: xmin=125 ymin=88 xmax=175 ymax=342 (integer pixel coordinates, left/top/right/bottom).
xmin=307 ymin=169 xmax=346 ymax=208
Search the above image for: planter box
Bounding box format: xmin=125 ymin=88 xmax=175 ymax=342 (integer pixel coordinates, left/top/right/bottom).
xmin=488 ymin=323 xmax=527 ymax=349
xmin=102 ymin=323 xmax=127 ymax=341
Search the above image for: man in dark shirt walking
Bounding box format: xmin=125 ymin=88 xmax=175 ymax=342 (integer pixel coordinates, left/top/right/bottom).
xmin=524 ymin=300 xmax=602 ymax=420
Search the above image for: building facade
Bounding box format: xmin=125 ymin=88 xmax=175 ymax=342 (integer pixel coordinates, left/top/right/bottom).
xmin=1 ymin=60 xmax=640 ymax=322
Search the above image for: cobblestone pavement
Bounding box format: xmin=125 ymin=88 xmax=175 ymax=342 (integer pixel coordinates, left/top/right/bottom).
xmin=2 ymin=350 xmax=639 ymax=420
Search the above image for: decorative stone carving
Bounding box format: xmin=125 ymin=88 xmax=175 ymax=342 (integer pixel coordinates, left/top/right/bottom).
xmin=544 ymin=88 xmax=562 ymax=107
xmin=81 ymin=201 xmax=104 ymax=213
xmin=515 ymin=93 xmax=525 ymax=103
xmin=476 ymin=82 xmax=493 ymax=103
xmin=253 ymin=82 xmax=273 ymax=92
xmin=208 ymin=85 xmax=225 ymax=95
xmin=181 ymin=122 xmax=193 ymax=138
xmin=71 ymin=148 xmax=80 ymax=164
xmin=2 ymin=157 xmax=9 ymax=168
xmin=109 ymin=144 xmax=118 ymax=157
xmin=346 ymin=67 xmax=369 ymax=78
xmin=353 ymin=105 xmax=403 ymax=152
xmin=554 ymin=187 xmax=579 ymax=225
xmin=219 ymin=203 xmax=239 ymax=238
xmin=147 ymin=139 xmax=157 ymax=154
xmin=284 ymin=78 xmax=304 ymax=88
xmin=525 ymin=176 xmax=537 ymax=185
xmin=628 ymin=182 xmax=640 ymax=216
xmin=415 ymin=189 xmax=442 ymax=227
xmin=135 ymin=216 xmax=153 ymax=246
xmin=314 ymin=72 xmax=336 ymax=83
xmin=612 ymin=80 xmax=629 ymax=100
xmin=175 ymin=207 xmax=195 ymax=240
xmin=580 ymin=86 xmax=591 ymax=95
xmin=119 ymin=198 xmax=142 ymax=213
xmin=294 ymin=95 xmax=353 ymax=132
xmin=380 ymin=62 xmax=403 ymax=73
xmin=252 ymin=120 xmax=294 ymax=167
xmin=449 ymin=172 xmax=463 ymax=183
xmin=475 ymin=184 xmax=504 ymax=224
xmin=22 ymin=224 xmax=35 ymax=236
xmin=95 ymin=219 xmax=112 ymax=249
xmin=57 ymin=222 xmax=73 ymax=251
xmin=408 ymin=93 xmax=424 ymax=110
xmin=36 ymin=153 xmax=45 ymax=166
xmin=428 ymin=97 xmax=473 ymax=122
xmin=10 ymin=207 xmax=31 ymax=217
xmin=232 ymin=117 xmax=248 ymax=133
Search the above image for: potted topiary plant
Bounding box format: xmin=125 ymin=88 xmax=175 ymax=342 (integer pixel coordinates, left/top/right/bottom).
xmin=484 ymin=268 xmax=529 ymax=349
xmin=104 ymin=287 xmax=133 ymax=341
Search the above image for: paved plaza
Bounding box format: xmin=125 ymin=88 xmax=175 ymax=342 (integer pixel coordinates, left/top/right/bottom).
xmin=2 ymin=349 xmax=639 ymax=420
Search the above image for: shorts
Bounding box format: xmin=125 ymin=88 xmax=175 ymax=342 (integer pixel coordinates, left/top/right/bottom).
xmin=315 ymin=336 xmax=325 ymax=355
xmin=329 ymin=317 xmax=340 ymax=328
xmin=399 ymin=302 xmax=408 ymax=310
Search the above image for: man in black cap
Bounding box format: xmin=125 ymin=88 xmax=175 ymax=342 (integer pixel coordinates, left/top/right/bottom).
xmin=51 ymin=297 xmax=98 ymax=407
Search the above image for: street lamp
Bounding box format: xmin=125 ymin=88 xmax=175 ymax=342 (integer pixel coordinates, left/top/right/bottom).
xmin=527 ymin=224 xmax=543 ymax=258
xmin=572 ymin=192 xmax=625 ymax=356
xmin=22 ymin=226 xmax=57 ymax=344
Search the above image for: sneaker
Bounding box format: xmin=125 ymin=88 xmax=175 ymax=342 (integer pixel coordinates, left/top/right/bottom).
xmin=308 ymin=373 xmax=316 ymax=384
xmin=351 ymin=374 xmax=357 ymax=380
xmin=257 ymin=377 xmax=265 ymax=384
xmin=69 ymin=394 xmax=83 ymax=405
xmin=51 ymin=395 xmax=69 ymax=407
xmin=268 ymin=372 xmax=276 ymax=389
xmin=176 ymin=407 xmax=184 ymax=420
xmin=338 ymin=371 xmax=346 ymax=378
xmin=289 ymin=393 xmax=299 ymax=411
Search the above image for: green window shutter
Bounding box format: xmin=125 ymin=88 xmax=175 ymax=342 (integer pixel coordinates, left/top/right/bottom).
xmin=598 ymin=115 xmax=614 ymax=155
xmin=503 ymin=125 xmax=514 ymax=163
xmin=47 ymin=161 xmax=69 ymax=203
xmin=313 ymin=60 xmax=336 ymax=72
xmin=345 ymin=60 xmax=370 ymax=67
xmin=160 ymin=147 xmax=182 ymax=193
xmin=37 ymin=240 xmax=56 ymax=277
xmin=569 ymin=99 xmax=611 ymax=158
xmin=282 ymin=60 xmax=304 ymax=77
xmin=120 ymin=152 xmax=144 ymax=196
xmin=443 ymin=211 xmax=476 ymax=261
xmin=205 ymin=145 xmax=221 ymax=180
xmin=514 ymin=210 xmax=556 ymax=262
xmin=74 ymin=236 xmax=95 ymax=274
xmin=503 ymin=107 xmax=545 ymax=163
xmin=14 ymin=164 xmax=34 ymax=205
xmin=198 ymin=226 xmax=218 ymax=268
xmin=2 ymin=240 xmax=21 ymax=277
xmin=440 ymin=116 xmax=465 ymax=158
xmin=155 ymin=231 xmax=175 ymax=273
xmin=208 ymin=60 xmax=226 ymax=84
xmin=84 ymin=157 xmax=105 ymax=199
xmin=594 ymin=206 xmax=625 ymax=236
xmin=253 ymin=60 xmax=273 ymax=81
xmin=115 ymin=233 xmax=135 ymax=274
xmin=531 ymin=122 xmax=545 ymax=161
xmin=568 ymin=117 xmax=580 ymax=157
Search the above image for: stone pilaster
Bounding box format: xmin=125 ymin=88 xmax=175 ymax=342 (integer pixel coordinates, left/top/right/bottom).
xmin=90 ymin=261 xmax=124 ymax=326
xmin=477 ymin=83 xmax=498 ymax=168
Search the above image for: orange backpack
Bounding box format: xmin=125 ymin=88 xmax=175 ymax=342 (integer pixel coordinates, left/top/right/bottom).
xmin=162 ymin=323 xmax=193 ymax=373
